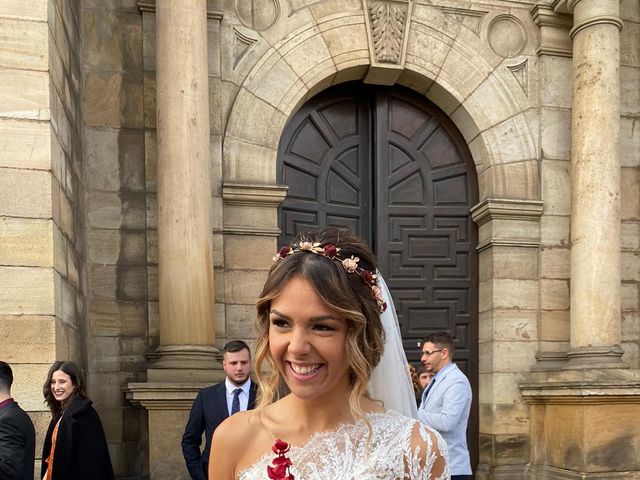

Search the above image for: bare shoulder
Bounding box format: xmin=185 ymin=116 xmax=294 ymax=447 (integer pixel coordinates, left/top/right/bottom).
xmin=212 ymin=410 xmax=256 ymax=447
xmin=210 ymin=410 xmax=273 ymax=479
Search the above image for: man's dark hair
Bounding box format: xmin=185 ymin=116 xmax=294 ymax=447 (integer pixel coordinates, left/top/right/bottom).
xmin=223 ymin=340 xmax=250 ymax=357
xmin=0 ymin=361 xmax=13 ymax=392
xmin=423 ymin=331 xmax=455 ymax=358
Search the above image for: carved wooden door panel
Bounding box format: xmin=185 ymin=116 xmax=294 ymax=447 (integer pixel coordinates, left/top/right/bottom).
xmin=278 ymin=84 xmax=477 ymax=368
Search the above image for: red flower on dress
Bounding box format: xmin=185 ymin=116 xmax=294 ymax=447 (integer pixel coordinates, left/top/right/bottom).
xmin=267 ymin=439 xmax=294 ymax=480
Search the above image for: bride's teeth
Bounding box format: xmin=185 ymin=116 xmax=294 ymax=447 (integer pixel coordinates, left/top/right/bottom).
xmin=291 ymin=364 xmax=320 ymax=375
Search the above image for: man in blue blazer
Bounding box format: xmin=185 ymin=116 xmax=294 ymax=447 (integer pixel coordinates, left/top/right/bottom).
xmin=182 ymin=340 xmax=258 ymax=480
xmin=418 ymin=332 xmax=472 ymax=479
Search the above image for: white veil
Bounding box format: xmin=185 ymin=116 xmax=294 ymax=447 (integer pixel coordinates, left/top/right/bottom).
xmin=368 ymin=274 xmax=419 ymax=419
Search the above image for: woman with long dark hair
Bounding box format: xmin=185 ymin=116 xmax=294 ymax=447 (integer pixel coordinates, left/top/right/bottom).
xmin=41 ymin=361 xmax=114 ymax=480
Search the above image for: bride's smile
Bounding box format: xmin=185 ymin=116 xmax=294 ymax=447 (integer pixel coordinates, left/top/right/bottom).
xmin=269 ymin=276 xmax=351 ymax=400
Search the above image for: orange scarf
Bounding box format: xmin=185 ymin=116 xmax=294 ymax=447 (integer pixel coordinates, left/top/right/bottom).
xmin=44 ymin=417 xmax=62 ymax=480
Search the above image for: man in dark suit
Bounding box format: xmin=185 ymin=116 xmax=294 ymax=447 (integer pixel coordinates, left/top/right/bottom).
xmin=182 ymin=340 xmax=258 ymax=480
xmin=0 ymin=361 xmax=35 ymax=480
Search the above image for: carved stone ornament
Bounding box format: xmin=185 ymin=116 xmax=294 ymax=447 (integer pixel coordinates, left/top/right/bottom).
xmin=368 ymin=1 xmax=407 ymax=63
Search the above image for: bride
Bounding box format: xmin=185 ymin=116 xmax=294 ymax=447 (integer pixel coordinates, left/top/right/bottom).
xmin=210 ymin=229 xmax=449 ymax=479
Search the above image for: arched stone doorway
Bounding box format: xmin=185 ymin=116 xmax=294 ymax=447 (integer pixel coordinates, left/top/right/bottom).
xmin=277 ymin=82 xmax=479 ymax=468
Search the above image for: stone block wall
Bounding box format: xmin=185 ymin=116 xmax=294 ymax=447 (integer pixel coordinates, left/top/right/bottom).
xmin=620 ymin=0 xmax=640 ymax=369
xmin=80 ymin=0 xmax=148 ymax=476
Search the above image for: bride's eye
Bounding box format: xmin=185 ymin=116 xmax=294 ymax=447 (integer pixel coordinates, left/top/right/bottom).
xmin=313 ymin=323 xmax=335 ymax=332
xmin=270 ymin=317 xmax=289 ymax=328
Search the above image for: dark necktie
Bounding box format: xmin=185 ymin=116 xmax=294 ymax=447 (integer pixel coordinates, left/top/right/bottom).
xmin=422 ymin=378 xmax=435 ymax=405
xmin=231 ymin=388 xmax=241 ymax=415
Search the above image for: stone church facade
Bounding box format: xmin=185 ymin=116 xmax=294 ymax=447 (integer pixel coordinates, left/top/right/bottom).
xmin=1 ymin=0 xmax=639 ymax=478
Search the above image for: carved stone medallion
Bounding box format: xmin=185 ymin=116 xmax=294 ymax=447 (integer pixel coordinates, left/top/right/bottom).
xmin=487 ymin=14 xmax=527 ymax=58
xmin=234 ymin=0 xmax=280 ymax=31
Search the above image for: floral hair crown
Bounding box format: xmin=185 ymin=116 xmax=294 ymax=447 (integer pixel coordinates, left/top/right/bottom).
xmin=272 ymin=241 xmax=387 ymax=313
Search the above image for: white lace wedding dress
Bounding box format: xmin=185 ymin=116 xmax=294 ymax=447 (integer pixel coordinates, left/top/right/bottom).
xmin=238 ymin=410 xmax=449 ymax=479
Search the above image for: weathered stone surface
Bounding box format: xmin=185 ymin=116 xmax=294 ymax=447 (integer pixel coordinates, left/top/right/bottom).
xmin=0 ymin=217 xmax=53 ymax=267
xmin=542 ymin=160 xmax=570 ymax=215
xmin=83 ymin=72 xmax=143 ymax=128
xmin=87 ymin=191 xmax=146 ymax=229
xmin=539 ymin=310 xmax=570 ymax=341
xmin=223 ymin=235 xmax=276 ymax=270
xmin=224 ymin=304 xmax=258 ymax=340
xmin=10 ymin=363 xmax=53 ymax=411
xmin=0 ymin=17 xmax=48 ymax=70
xmin=0 ymin=119 xmax=51 ymax=170
xmin=621 ymin=166 xmax=640 ymax=220
xmin=540 ymin=215 xmax=570 ymax=248
xmin=88 ymin=300 xmax=147 ymax=337
xmin=224 ymin=270 xmax=269 ymax=304
xmin=621 ymin=66 xmax=640 ymax=116
xmin=540 ymin=246 xmax=570 ymax=279
xmin=88 ymin=264 xmax=147 ymax=302
xmin=0 ymin=168 xmax=52 ymax=218
xmin=1 ymin=0 xmax=47 ymax=20
xmin=0 ymin=314 xmax=55 ymax=362
xmin=85 ymin=128 xmax=145 ymax=192
xmin=540 ymin=279 xmax=570 ymax=310
xmin=88 ymin=228 xmax=147 ymax=265
xmin=0 ymin=69 xmax=49 ymax=120
xmin=0 ymin=266 xmax=54 ymax=315
xmin=81 ymin=9 xmax=142 ymax=73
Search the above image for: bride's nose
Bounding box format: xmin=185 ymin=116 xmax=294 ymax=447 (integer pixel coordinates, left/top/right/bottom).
xmin=287 ymin=327 xmax=311 ymax=356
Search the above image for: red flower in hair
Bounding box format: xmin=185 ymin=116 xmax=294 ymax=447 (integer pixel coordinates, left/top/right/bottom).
xmin=267 ymin=439 xmax=294 ymax=479
xmin=361 ymin=270 xmax=373 ymax=283
xmin=279 ymin=246 xmax=291 ymax=257
xmin=323 ymin=244 xmax=338 ymax=258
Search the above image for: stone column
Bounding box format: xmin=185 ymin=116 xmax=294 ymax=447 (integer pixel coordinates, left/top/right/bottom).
xmin=567 ymin=0 xmax=624 ymax=368
xmin=154 ymin=0 xmax=217 ymax=373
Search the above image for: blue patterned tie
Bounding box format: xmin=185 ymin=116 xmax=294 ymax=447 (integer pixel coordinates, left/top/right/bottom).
xmin=231 ymin=388 xmax=241 ymax=415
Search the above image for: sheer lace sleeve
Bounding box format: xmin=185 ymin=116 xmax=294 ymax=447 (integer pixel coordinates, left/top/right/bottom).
xmin=404 ymin=421 xmax=450 ymax=480
xmin=238 ymin=411 xmax=449 ymax=480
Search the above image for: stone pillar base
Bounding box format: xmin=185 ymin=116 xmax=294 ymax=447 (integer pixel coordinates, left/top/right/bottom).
xmin=125 ymin=382 xmax=226 ymax=480
xmin=475 ymin=463 xmax=530 ymax=480
xmin=151 ymin=344 xmax=223 ymax=370
xmin=565 ymin=345 xmax=627 ymax=369
xmin=529 ymin=465 xmax=640 ymax=479
xmin=520 ymin=369 xmax=640 ymax=478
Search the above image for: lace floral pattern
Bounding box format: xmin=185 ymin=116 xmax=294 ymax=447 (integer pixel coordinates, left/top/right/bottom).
xmin=239 ymin=410 xmax=449 ymax=480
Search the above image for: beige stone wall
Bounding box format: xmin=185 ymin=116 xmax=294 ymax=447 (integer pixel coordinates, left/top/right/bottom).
xmin=620 ymin=0 xmax=640 ymax=369
xmin=0 ymin=0 xmax=86 ymax=466
xmin=81 ymin=0 xmax=147 ymax=477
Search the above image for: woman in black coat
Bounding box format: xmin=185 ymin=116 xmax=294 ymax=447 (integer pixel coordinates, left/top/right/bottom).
xmin=41 ymin=361 xmax=114 ymax=480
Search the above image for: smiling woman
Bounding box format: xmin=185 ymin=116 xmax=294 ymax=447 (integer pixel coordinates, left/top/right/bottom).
xmin=41 ymin=361 xmax=114 ymax=480
xmin=209 ymin=228 xmax=450 ymax=480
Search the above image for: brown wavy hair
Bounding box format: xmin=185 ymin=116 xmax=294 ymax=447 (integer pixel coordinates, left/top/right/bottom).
xmin=43 ymin=361 xmax=88 ymax=418
xmin=255 ymin=228 xmax=385 ymax=426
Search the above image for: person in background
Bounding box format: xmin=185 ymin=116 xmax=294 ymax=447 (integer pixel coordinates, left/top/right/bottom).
xmin=41 ymin=361 xmax=114 ymax=480
xmin=418 ymin=332 xmax=472 ymax=480
xmin=0 ymin=361 xmax=35 ymax=480
xmin=415 ymin=365 xmax=434 ymax=408
xmin=182 ymin=340 xmax=258 ymax=480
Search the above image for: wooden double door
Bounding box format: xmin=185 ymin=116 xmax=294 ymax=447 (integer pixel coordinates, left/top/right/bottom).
xmin=277 ymin=83 xmax=478 ymax=466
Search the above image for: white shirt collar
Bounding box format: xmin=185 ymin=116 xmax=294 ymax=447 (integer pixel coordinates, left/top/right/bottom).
xmin=225 ymin=377 xmax=251 ymax=394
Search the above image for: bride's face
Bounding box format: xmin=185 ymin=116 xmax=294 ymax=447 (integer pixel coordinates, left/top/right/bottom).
xmin=268 ymin=276 xmax=351 ymax=401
